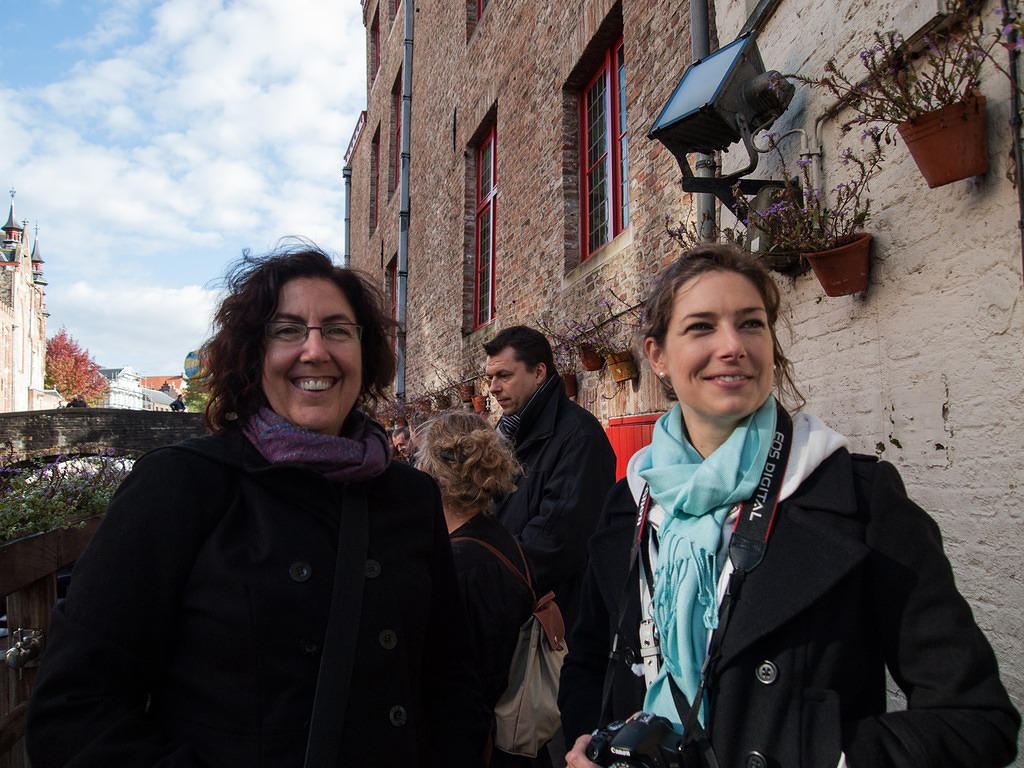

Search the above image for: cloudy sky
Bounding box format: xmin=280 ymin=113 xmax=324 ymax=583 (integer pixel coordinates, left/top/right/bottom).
xmin=0 ymin=0 xmax=367 ymax=376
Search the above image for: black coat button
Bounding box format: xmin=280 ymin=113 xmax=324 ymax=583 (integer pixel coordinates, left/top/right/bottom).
xmin=755 ymin=660 xmax=778 ymax=684
xmin=745 ymin=751 xmax=768 ymax=768
xmin=379 ymin=629 xmax=398 ymax=650
xmin=388 ymin=705 xmax=407 ymax=726
xmin=299 ymin=639 xmax=319 ymax=655
xmin=365 ymin=559 xmax=382 ymax=578
xmin=288 ymin=561 xmax=312 ymax=582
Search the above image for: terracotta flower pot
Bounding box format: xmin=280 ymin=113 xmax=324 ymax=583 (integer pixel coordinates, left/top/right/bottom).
xmin=897 ymin=94 xmax=988 ymax=188
xmin=563 ymin=372 xmax=578 ymax=398
xmin=471 ymin=395 xmax=487 ymax=413
xmin=803 ymin=233 xmax=872 ymax=297
xmin=579 ymin=345 xmax=605 ymax=371
xmin=605 ymin=351 xmax=639 ymax=382
xmin=457 ymin=383 xmax=475 ymax=402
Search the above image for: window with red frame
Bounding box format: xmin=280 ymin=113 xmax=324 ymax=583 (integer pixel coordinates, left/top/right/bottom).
xmin=580 ymin=39 xmax=629 ymax=259
xmin=370 ymin=129 xmax=380 ymax=233
xmin=392 ymin=74 xmax=402 ymax=195
xmin=371 ymin=12 xmax=380 ymax=78
xmin=478 ymin=0 xmax=489 ymax=19
xmin=386 ymin=255 xmax=398 ymax=347
xmin=474 ymin=126 xmax=497 ymax=329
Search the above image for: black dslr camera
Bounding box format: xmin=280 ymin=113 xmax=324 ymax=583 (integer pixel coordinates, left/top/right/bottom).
xmin=586 ymin=712 xmax=710 ymax=768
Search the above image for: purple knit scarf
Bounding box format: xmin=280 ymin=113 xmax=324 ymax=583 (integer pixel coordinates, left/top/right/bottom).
xmin=242 ymin=406 xmax=392 ymax=483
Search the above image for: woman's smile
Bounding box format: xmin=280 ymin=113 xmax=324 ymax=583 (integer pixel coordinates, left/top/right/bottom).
xmin=261 ymin=277 xmax=363 ymax=435
xmin=645 ymin=270 xmax=774 ymax=456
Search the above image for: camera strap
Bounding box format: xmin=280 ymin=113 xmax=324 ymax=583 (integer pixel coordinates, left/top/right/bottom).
xmin=599 ymin=401 xmax=792 ymax=738
xmin=678 ymin=402 xmax=792 ymax=742
xmin=598 ymin=482 xmax=654 ymax=725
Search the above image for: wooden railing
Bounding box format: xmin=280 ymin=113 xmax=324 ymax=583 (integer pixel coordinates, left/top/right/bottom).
xmin=1 ymin=408 xmax=206 ymax=766
xmin=1 ymin=519 xmax=102 ymax=767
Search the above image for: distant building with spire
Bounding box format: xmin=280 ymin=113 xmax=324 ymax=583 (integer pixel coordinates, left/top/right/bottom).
xmin=1 ymin=188 xmax=59 ymax=411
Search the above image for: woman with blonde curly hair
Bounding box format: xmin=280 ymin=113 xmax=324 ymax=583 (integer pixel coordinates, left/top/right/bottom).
xmin=417 ymin=410 xmax=538 ymax=767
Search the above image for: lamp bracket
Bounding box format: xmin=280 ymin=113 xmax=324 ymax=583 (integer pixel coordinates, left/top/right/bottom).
xmin=676 ymin=116 xmax=785 ymax=217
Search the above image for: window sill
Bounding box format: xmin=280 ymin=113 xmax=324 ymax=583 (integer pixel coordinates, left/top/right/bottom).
xmin=566 ymin=227 xmax=633 ymax=284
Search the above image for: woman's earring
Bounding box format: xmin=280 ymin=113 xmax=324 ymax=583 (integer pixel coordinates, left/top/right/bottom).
xmin=658 ymin=371 xmax=666 ymax=378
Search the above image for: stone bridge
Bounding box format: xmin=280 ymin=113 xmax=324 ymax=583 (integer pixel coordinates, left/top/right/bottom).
xmin=1 ymin=408 xmax=208 ymax=463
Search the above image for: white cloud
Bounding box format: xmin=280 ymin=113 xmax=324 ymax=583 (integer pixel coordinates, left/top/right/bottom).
xmin=51 ymin=281 xmax=221 ymax=374
xmin=3 ymin=0 xmax=368 ymax=375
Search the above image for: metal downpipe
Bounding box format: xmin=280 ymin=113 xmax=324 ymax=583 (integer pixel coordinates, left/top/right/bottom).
xmin=342 ymin=165 xmax=352 ymax=268
xmin=691 ymin=0 xmax=716 ymax=239
xmin=395 ymin=0 xmax=414 ymax=398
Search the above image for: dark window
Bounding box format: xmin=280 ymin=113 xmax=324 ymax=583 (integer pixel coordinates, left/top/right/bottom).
xmin=474 ymin=126 xmax=496 ymax=329
xmin=580 ymin=38 xmax=628 ymax=259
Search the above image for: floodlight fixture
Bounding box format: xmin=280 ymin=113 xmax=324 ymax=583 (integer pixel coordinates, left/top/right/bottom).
xmin=648 ymin=34 xmax=795 ymax=215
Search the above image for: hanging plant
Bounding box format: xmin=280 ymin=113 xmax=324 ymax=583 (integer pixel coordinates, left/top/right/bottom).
xmin=738 ymin=133 xmax=883 ymax=296
xmin=799 ymin=0 xmax=1024 ymax=186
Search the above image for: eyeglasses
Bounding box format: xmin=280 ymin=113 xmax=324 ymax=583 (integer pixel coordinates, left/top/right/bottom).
xmin=265 ymin=321 xmax=363 ymax=344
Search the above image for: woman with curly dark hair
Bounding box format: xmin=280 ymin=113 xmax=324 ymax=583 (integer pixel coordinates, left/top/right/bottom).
xmin=27 ymin=243 xmax=489 ymax=767
xmin=416 ymin=410 xmax=538 ymax=767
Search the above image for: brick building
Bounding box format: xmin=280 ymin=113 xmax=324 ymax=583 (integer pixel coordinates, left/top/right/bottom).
xmin=346 ymin=0 xmax=688 ymax=434
xmin=346 ymin=0 xmax=1024 ymax=750
xmin=0 ymin=194 xmax=54 ymax=412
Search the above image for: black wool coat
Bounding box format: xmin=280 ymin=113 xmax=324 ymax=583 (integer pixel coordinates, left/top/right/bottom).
xmin=450 ymin=513 xmax=535 ymax=713
xmin=492 ymin=374 xmax=617 ymax=630
xmin=559 ymin=449 xmax=1020 ymax=768
xmin=27 ymin=429 xmax=489 ymax=768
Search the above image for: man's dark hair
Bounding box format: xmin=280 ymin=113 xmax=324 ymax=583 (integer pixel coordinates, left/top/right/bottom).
xmin=392 ymin=426 xmax=410 ymax=440
xmin=483 ymin=325 xmax=557 ymax=378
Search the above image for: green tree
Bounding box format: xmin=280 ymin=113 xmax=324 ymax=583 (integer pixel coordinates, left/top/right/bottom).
xmin=183 ymin=381 xmax=209 ymax=413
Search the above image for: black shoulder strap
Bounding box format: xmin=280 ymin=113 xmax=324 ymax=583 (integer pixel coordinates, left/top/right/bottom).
xmin=597 ymin=484 xmax=652 ymax=725
xmin=451 ymin=535 xmax=537 ymax=603
xmin=303 ymin=484 xmax=369 ymax=768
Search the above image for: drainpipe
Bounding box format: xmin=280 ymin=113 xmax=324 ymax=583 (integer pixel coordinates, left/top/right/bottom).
xmin=342 ymin=165 xmax=352 ymax=268
xmin=691 ymin=0 xmax=716 ymax=239
xmin=1005 ymin=0 xmax=1024 ymax=281
xmin=395 ymin=0 xmax=414 ymax=399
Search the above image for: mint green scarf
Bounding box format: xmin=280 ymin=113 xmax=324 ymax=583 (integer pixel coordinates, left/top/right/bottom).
xmin=637 ymin=396 xmax=777 ymax=730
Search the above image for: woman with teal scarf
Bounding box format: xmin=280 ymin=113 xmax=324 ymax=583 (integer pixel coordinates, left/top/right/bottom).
xmin=561 ymin=245 xmax=1019 ymax=768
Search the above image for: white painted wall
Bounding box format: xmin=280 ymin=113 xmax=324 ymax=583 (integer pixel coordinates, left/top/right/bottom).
xmin=713 ymin=0 xmax=1023 ymax=757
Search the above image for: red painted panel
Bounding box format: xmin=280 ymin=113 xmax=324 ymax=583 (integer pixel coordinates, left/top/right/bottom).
xmin=605 ymin=412 xmax=665 ymax=481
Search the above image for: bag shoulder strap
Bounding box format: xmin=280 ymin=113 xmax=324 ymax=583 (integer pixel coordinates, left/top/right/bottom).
xmin=303 ymin=483 xmax=369 ymax=768
xmin=451 ymin=535 xmax=537 ymax=603
xmin=453 ymin=536 xmax=567 ymax=649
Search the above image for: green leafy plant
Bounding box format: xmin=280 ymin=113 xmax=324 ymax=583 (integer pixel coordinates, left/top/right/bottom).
xmin=1 ymin=451 xmax=131 ymax=545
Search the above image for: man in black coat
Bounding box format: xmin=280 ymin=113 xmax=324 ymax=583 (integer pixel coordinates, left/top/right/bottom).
xmin=484 ymin=325 xmax=616 ymax=633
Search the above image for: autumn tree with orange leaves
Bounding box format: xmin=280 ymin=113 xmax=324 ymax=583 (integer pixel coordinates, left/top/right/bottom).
xmin=45 ymin=328 xmax=109 ymax=405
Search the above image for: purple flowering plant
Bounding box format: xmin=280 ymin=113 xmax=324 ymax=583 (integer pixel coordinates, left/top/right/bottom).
xmin=0 ymin=450 xmax=131 ymax=544
xmin=664 ymin=212 xmax=747 ymax=251
xmin=738 ymin=132 xmax=885 ymax=254
xmin=537 ymin=290 xmax=643 ymax=360
xmin=804 ymin=0 xmax=1022 ymax=127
